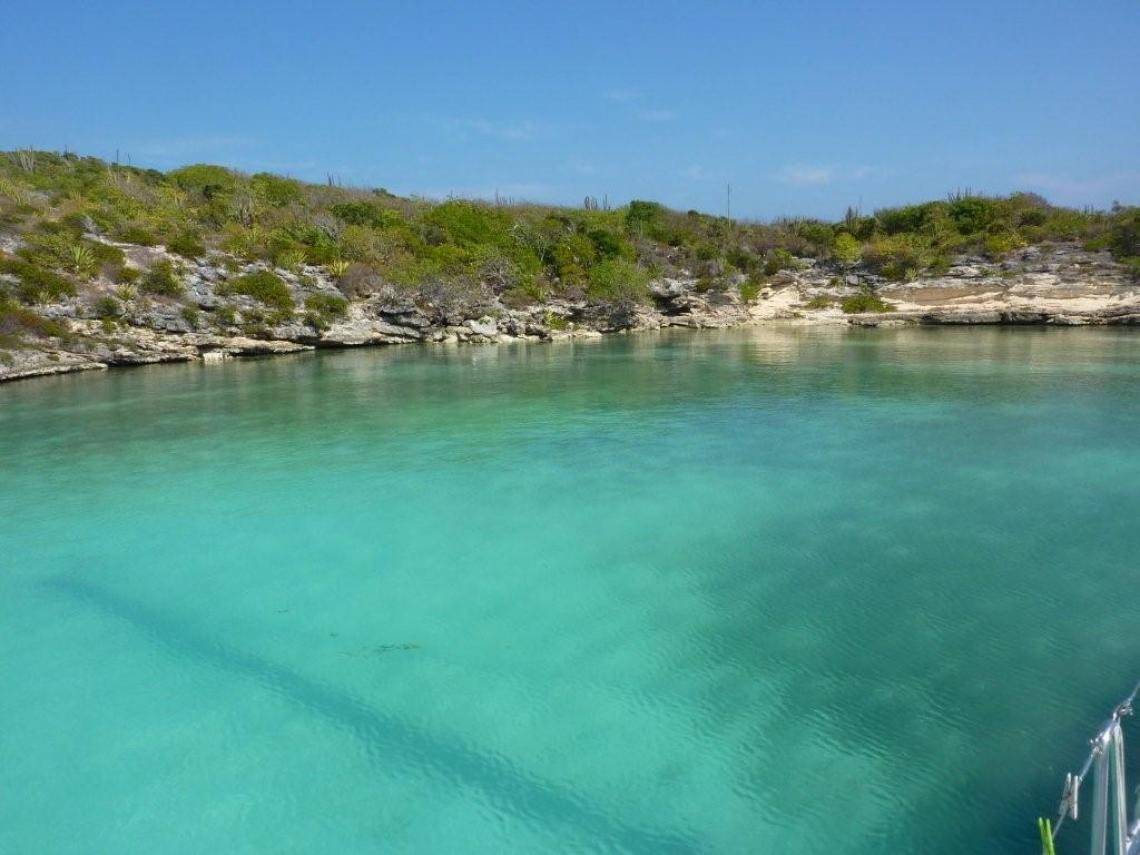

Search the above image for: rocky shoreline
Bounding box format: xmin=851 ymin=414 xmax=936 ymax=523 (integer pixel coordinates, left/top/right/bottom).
xmin=2 ymin=239 xmax=1137 ymax=384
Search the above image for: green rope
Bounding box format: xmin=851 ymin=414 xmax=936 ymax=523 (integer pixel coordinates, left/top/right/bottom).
xmin=1037 ymin=817 xmax=1056 ymax=855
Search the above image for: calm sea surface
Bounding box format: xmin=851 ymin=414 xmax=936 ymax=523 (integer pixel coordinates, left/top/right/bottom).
xmin=2 ymin=327 xmax=1139 ymax=853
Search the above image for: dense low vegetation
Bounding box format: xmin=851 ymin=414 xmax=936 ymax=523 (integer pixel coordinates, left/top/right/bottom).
xmin=0 ymin=148 xmax=1137 ymax=320
xmin=840 ymin=294 xmax=896 ymax=314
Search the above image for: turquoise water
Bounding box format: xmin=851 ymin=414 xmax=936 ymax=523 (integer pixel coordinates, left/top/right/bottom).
xmin=2 ymin=327 xmax=1139 ymax=854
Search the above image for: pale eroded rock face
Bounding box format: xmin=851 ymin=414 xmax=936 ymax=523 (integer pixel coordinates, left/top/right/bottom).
xmin=1 ymin=240 xmax=1137 ymax=383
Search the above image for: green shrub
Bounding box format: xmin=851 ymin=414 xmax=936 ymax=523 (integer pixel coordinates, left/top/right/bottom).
xmin=544 ymin=310 xmax=569 ymax=330
xmin=180 ymin=305 xmax=200 ymax=328
xmin=587 ymin=228 xmax=633 ymax=260
xmin=141 ymin=260 xmax=185 ymax=296
xmin=303 ymin=292 xmax=348 ymax=328
xmin=876 ymin=202 xmax=942 ymax=235
xmin=1110 ymin=207 xmax=1140 ymax=259
xmin=333 ymin=224 xmax=385 ymax=263
xmin=166 ymin=231 xmax=206 ymax=258
xmin=168 ymin=164 xmax=239 ymax=199
xmin=928 ymin=255 xmax=952 ymax=275
xmin=0 ymin=256 xmax=77 ymax=303
xmin=265 ymin=222 xmax=337 ymax=265
xmin=424 ymin=200 xmax=511 ymax=247
xmin=220 ymin=270 xmax=294 ymax=311
xmin=276 ymin=249 xmax=308 ymax=272
xmin=88 ymin=241 xmax=124 ymax=266
xmin=116 ymin=225 xmax=160 ymax=246
xmin=586 ymin=258 xmax=650 ymax=303
xmin=551 ymin=233 xmax=597 ymax=285
xmin=832 ymin=233 xmax=862 ymax=268
xmin=18 ymin=228 xmax=71 ymax=273
xmin=841 ymin=293 xmax=895 ymax=313
xmin=326 ymin=259 xmax=351 ymax=278
xmin=694 ymin=243 xmax=719 ymax=262
xmin=865 ymin=235 xmax=931 ymax=281
xmin=502 ymin=276 xmax=548 ymax=307
xmin=113 ymin=265 xmax=141 ymax=284
xmin=329 ymin=201 xmax=403 ymax=229
xmin=475 ymin=245 xmax=535 ymax=293
xmin=251 ymin=173 xmax=303 ymax=207
xmin=723 ymin=247 xmax=756 ymax=272
xmin=790 ymin=219 xmax=835 ymax=251
xmin=57 ymin=211 xmax=92 ymax=235
xmin=625 ymin=200 xmax=664 ymax=236
xmin=739 ymin=276 xmax=763 ymax=303
xmin=763 ymin=248 xmax=796 ymax=275
xmin=984 ymin=233 xmax=1026 ymax=260
xmin=218 ymin=224 xmax=262 ymax=260
xmin=93 ymin=295 xmax=120 ymax=318
xmin=0 ymin=297 xmax=70 ymax=338
xmin=14 ymin=232 xmax=120 ymax=280
xmin=804 ymin=295 xmax=835 ymax=309
xmin=948 ymin=196 xmax=998 ymax=235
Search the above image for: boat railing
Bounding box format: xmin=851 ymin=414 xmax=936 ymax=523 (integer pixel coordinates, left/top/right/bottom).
xmin=1040 ymin=681 xmax=1140 ymax=855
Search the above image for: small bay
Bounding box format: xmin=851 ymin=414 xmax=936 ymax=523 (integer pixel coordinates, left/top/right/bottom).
xmin=2 ymin=326 xmax=1138 ymax=853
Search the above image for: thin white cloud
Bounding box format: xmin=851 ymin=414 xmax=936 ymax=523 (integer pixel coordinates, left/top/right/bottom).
xmin=458 ymin=119 xmax=539 ymax=142
xmin=774 ymin=164 xmax=875 ymax=186
xmin=638 ymin=109 xmax=677 ymax=122
xmin=1014 ymin=171 xmax=1140 ymax=199
xmin=776 ymin=164 xmax=835 ymax=186
xmin=131 ymin=135 xmax=256 ymax=159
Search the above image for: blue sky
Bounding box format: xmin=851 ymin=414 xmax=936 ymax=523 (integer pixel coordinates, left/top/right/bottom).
xmin=1 ymin=0 xmax=1137 ymax=219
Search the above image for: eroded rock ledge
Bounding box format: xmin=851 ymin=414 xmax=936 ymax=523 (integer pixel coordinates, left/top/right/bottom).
xmin=2 ymin=240 xmax=1137 ymax=383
